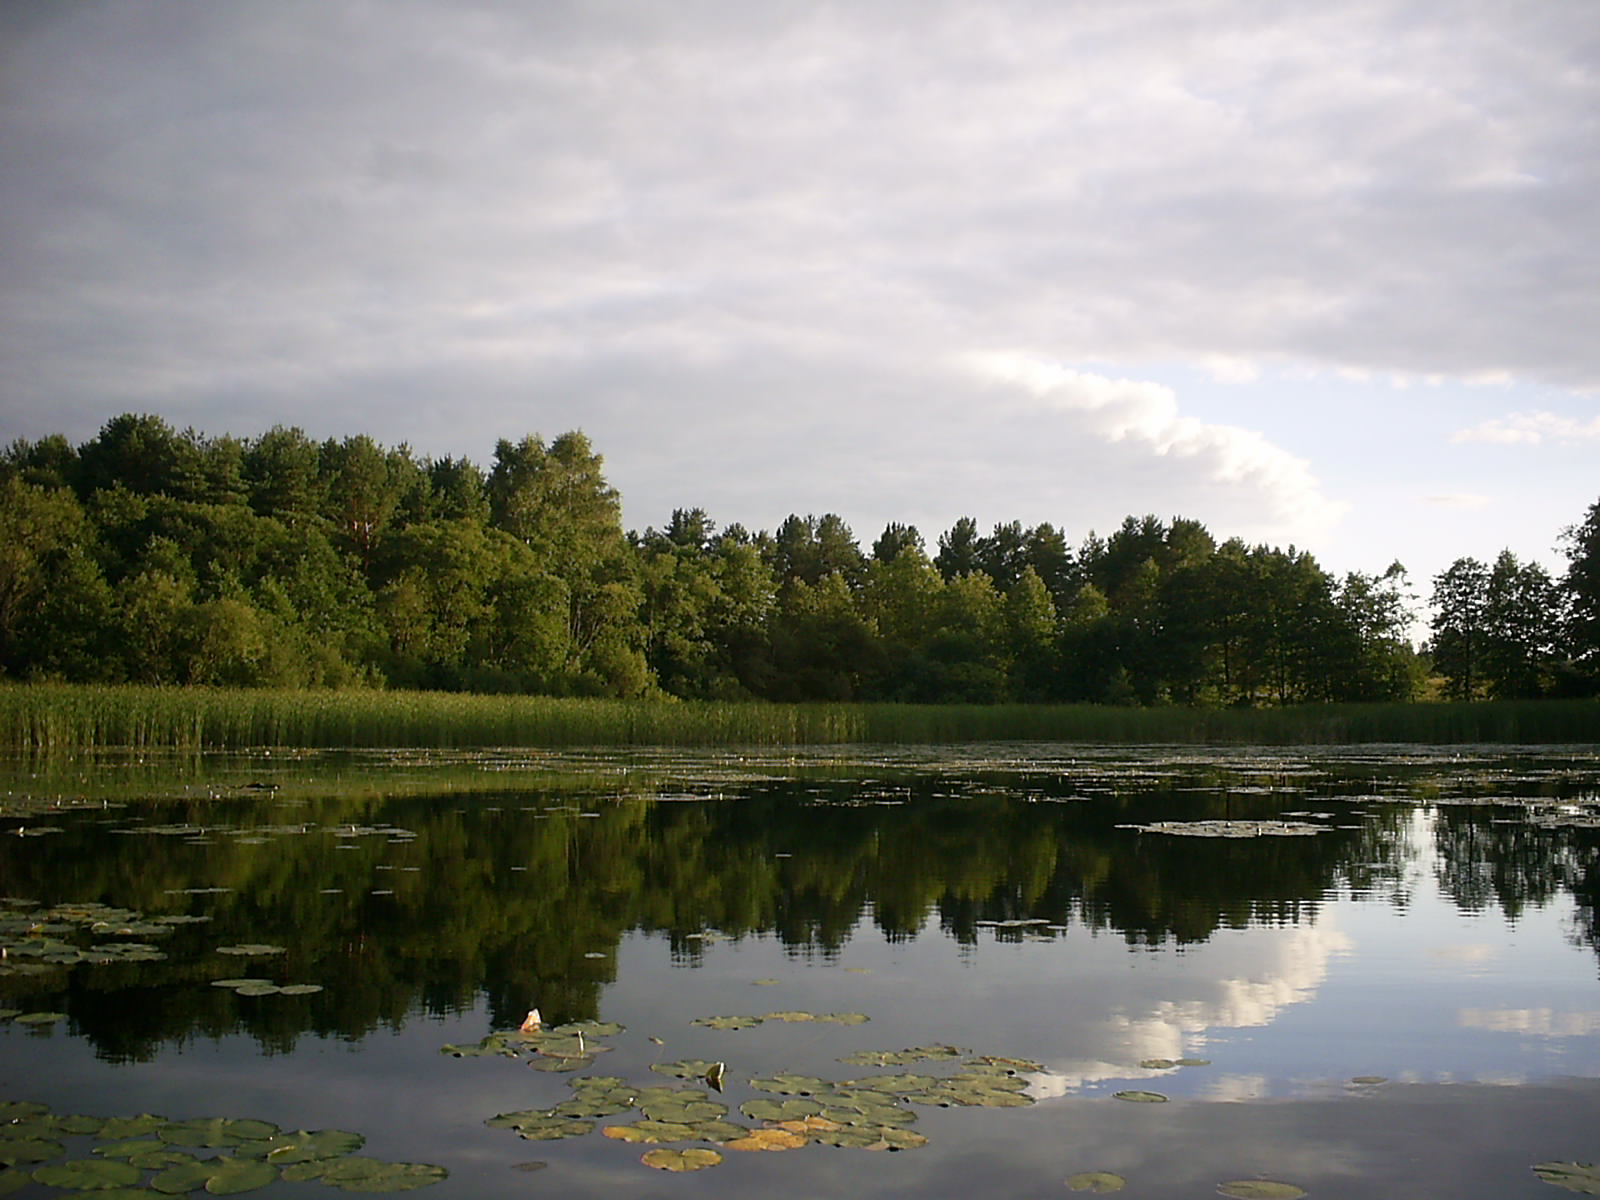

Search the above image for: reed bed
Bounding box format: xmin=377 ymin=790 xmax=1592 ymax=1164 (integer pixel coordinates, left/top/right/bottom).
xmin=0 ymin=684 xmax=1594 ymax=752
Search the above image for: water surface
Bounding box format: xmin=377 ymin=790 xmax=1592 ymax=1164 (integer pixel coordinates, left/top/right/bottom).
xmin=4 ymin=744 xmax=1599 ymax=1197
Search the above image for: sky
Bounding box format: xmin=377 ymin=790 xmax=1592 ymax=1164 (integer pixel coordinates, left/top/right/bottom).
xmin=3 ymin=0 xmax=1597 ymax=609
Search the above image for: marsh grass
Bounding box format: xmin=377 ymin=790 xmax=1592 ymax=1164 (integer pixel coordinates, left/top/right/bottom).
xmin=0 ymin=684 xmax=1594 ymax=751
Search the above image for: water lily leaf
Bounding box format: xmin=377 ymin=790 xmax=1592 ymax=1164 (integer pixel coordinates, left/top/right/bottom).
xmin=722 ymin=1128 xmax=808 ymax=1152
xmin=245 ymin=1129 xmax=363 ymax=1164
xmin=1139 ymin=1058 xmax=1177 ymax=1069
xmin=12 ymin=1012 xmax=66 ymax=1025
xmin=848 ymin=1073 xmax=938 ymax=1094
xmin=491 ymin=1114 xmax=592 ymax=1141
xmin=130 ymin=1149 xmax=198 ymax=1170
xmin=211 ymin=979 xmax=270 ymax=989
xmin=549 ymin=1090 xmax=636 ymax=1119
xmin=690 ymin=1015 xmax=762 ymax=1030
xmin=1112 ymin=1090 xmax=1169 ymax=1103
xmin=602 ymin=1121 xmax=696 ymax=1145
xmin=94 ymin=1140 xmax=168 ymax=1159
xmin=1176 ymin=1058 xmax=1211 ymax=1067
xmin=761 ymin=1010 xmax=816 ymax=1022
xmin=749 ymin=1074 xmax=830 ymax=1096
xmin=640 ymin=1147 xmax=721 ymax=1172
xmin=0 ymin=1102 xmax=49 ymax=1119
xmin=52 ymin=1114 xmax=107 ymax=1134
xmin=862 ymin=1126 xmax=928 ymax=1151
xmin=551 ymin=1020 xmax=624 ymax=1037
xmin=214 ymin=945 xmax=285 ymax=956
xmin=752 ymin=978 xmax=778 ymax=986
xmin=1533 ymin=1162 xmax=1600 ymax=1194
xmin=157 ymin=1118 xmax=273 ymax=1148
xmin=151 ymin=1160 xmax=226 ymax=1193
xmin=233 ymin=982 xmax=282 ymax=996
xmin=278 ymin=984 xmax=323 ymax=995
xmin=1215 ymin=1183 xmax=1307 ymax=1199
xmin=1066 ymin=1171 xmax=1127 ymax=1193
xmin=0 ymin=1170 xmax=32 ymax=1197
xmin=33 ymin=1159 xmax=142 ymax=1189
xmin=0 ymin=1140 xmax=63 ymax=1166
xmin=202 ymin=1159 xmax=278 ymax=1195
xmin=740 ymin=1098 xmax=823 ymax=1122
xmin=814 ymin=1012 xmax=870 ymax=1025
xmin=651 ymin=1059 xmax=722 ymax=1080
xmin=687 ymin=1121 xmax=752 ymax=1144
xmin=1349 ymin=1075 xmax=1388 ymax=1085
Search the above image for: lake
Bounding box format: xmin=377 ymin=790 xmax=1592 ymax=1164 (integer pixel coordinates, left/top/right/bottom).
xmin=3 ymin=743 xmax=1599 ymax=1198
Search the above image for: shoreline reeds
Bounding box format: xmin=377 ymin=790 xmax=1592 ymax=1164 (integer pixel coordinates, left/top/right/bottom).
xmin=0 ymin=684 xmax=1595 ymax=752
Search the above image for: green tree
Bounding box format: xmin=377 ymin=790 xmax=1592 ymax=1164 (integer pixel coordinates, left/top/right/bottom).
xmin=935 ymin=517 xmax=981 ymax=581
xmin=1482 ymin=551 xmax=1562 ymax=698
xmin=1430 ymin=557 xmax=1490 ymax=700
xmin=1562 ymin=498 xmax=1600 ymax=687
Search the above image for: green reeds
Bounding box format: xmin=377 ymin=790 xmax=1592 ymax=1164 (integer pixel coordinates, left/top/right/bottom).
xmin=0 ymin=684 xmax=1594 ymax=752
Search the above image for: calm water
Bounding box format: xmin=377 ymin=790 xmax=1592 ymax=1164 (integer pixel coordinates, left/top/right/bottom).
xmin=4 ymin=744 xmax=1600 ymax=1198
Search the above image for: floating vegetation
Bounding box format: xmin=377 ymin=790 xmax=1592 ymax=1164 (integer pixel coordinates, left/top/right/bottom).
xmin=1111 ymin=1090 xmax=1169 ymax=1103
xmin=640 ymin=1147 xmax=722 ymax=1171
xmin=1215 ymin=1182 xmax=1308 ymax=1199
xmin=1138 ymin=1057 xmax=1210 ymax=1070
xmin=0 ymin=900 xmax=211 ymax=974
xmin=1066 ymin=1171 xmax=1127 ymax=1193
xmin=215 ymin=944 xmax=286 ymax=957
xmin=0 ymin=1103 xmax=439 ymax=1193
xmin=1117 ymin=820 xmax=1332 ymax=837
xmin=1534 ymin=1161 xmax=1600 ymax=1194
xmin=210 ymin=979 xmax=323 ymax=997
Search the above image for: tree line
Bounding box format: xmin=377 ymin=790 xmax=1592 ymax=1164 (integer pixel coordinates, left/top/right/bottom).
xmin=2 ymin=413 xmax=1596 ymax=704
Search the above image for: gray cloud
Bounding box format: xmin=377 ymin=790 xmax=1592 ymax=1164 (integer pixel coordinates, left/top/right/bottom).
xmin=2 ymin=0 xmax=1595 ymax=544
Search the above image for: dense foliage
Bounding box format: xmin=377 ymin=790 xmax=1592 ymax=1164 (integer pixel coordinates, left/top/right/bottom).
xmin=3 ymin=414 xmax=1595 ymax=703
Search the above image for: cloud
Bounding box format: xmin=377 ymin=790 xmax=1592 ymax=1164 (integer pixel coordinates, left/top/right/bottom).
xmin=1451 ymin=411 xmax=1600 ymax=445
xmin=1458 ymin=1008 xmax=1600 ymax=1037
xmin=964 ymin=352 xmax=1346 ymax=540
xmin=1423 ymin=494 xmax=1494 ymax=510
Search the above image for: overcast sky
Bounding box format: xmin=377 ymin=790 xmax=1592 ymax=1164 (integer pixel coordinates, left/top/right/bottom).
xmin=3 ymin=0 xmax=1596 ymax=603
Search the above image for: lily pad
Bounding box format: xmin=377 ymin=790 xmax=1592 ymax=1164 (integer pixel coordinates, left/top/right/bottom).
xmin=1534 ymin=1162 xmax=1600 ymax=1194
xmin=241 ymin=1129 xmax=363 ymax=1163
xmin=33 ymin=1159 xmax=142 ymax=1189
xmin=214 ymin=945 xmax=286 ymax=956
xmin=690 ymin=1015 xmax=762 ymax=1030
xmin=0 ymin=1139 xmax=63 ymax=1166
xmin=278 ymin=984 xmax=324 ymax=996
xmin=1112 ymin=1090 xmax=1169 ymax=1103
xmin=12 ymin=1012 xmax=66 ymax=1025
xmin=602 ymin=1121 xmax=697 ymax=1145
xmin=750 ymin=1074 xmax=831 ymax=1096
xmin=723 ymin=1128 xmax=808 ymax=1152
xmin=93 ymin=1140 xmax=168 ymax=1159
xmin=1066 ymin=1171 xmax=1127 ymax=1193
xmin=740 ymin=1097 xmax=823 ymax=1122
xmin=651 ymin=1059 xmax=723 ymax=1080
xmin=1215 ymin=1183 xmax=1307 ymax=1200
xmin=489 ymin=1114 xmax=593 ymax=1141
xmin=640 ymin=1147 xmax=721 ymax=1171
xmin=687 ymin=1120 xmax=752 ymax=1144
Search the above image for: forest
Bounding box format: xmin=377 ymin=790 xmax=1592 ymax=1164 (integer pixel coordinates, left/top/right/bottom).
xmin=2 ymin=413 xmax=1596 ymax=706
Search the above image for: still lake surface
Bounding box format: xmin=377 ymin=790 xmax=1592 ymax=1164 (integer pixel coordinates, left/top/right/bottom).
xmin=4 ymin=743 xmax=1600 ymax=1198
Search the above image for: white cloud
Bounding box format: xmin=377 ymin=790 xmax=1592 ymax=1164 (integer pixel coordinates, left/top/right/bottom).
xmin=1451 ymin=411 xmax=1600 ymax=445
xmin=963 ymin=352 xmax=1346 ymax=540
xmin=1423 ymin=493 xmax=1494 ymax=509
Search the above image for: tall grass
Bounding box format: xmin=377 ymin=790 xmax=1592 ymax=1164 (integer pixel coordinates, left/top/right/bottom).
xmin=0 ymin=684 xmax=1594 ymax=752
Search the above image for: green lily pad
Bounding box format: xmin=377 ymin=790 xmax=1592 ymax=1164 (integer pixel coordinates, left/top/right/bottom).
xmin=233 ymin=982 xmax=283 ymax=996
xmin=1215 ymin=1183 xmax=1307 ymax=1200
xmin=752 ymin=978 xmax=778 ymax=986
xmin=740 ymin=1098 xmax=823 ymax=1122
xmin=1139 ymin=1058 xmax=1177 ymax=1069
xmin=202 ymin=1159 xmax=278 ymax=1195
xmin=0 ymin=1102 xmax=49 ymax=1119
xmin=1534 ymin=1162 xmax=1600 ymax=1194
xmin=750 ymin=1074 xmax=831 ymax=1096
xmin=814 ymin=1012 xmax=870 ymax=1025
xmin=762 ymin=1010 xmax=816 ymax=1022
xmin=150 ymin=1161 xmax=226 ymax=1193
xmin=33 ymin=1159 xmax=142 ymax=1189
xmin=51 ymin=1114 xmax=107 ymax=1134
xmin=1112 ymin=1090 xmax=1169 ymax=1103
xmin=12 ymin=1012 xmax=66 ymax=1025
xmin=551 ymin=1020 xmax=624 ymax=1037
xmin=278 ymin=984 xmax=324 ymax=995
xmin=0 ymin=1139 xmax=64 ymax=1166
xmin=130 ymin=1149 xmax=199 ymax=1171
xmin=331 ymin=1162 xmax=447 ymax=1192
xmin=243 ymin=1129 xmax=364 ymax=1164
xmin=486 ymin=1114 xmax=593 ymax=1141
xmin=158 ymin=1118 xmax=275 ymax=1147
xmin=1066 ymin=1171 xmax=1127 ymax=1193
xmin=94 ymin=1140 xmax=168 ymax=1159
xmin=97 ymin=1116 xmax=170 ymax=1139
xmin=651 ymin=1059 xmax=723 ymax=1080
xmin=641 ymin=1097 xmax=728 ymax=1124
xmin=549 ymin=1089 xmax=637 ymax=1119
xmin=1349 ymin=1075 xmax=1388 ymax=1085
xmin=687 ymin=1120 xmax=752 ymax=1144
xmin=690 ymin=1015 xmax=762 ymax=1030
xmin=1176 ymin=1058 xmax=1211 ymax=1067
xmin=215 ymin=944 xmax=286 ymax=956
xmin=0 ymin=1170 xmax=32 ymax=1197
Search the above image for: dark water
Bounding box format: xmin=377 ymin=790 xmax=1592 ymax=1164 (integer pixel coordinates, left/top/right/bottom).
xmin=3 ymin=744 xmax=1600 ymax=1198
